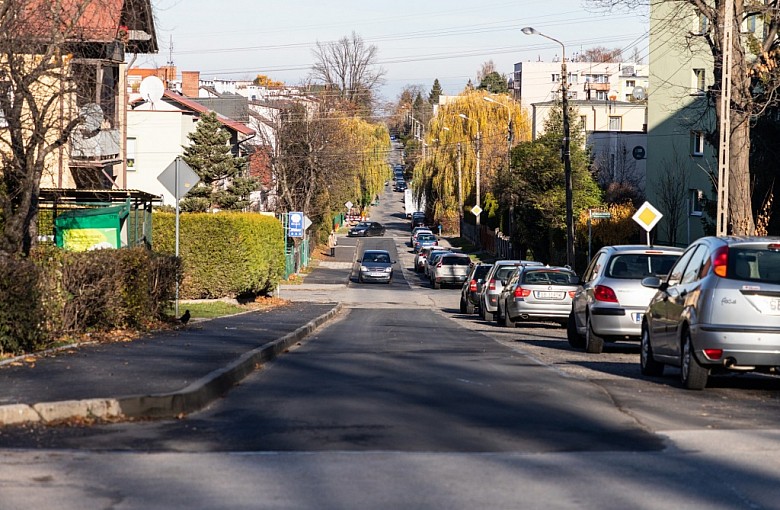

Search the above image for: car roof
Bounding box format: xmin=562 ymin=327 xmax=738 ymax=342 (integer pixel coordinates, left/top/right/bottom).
xmin=363 ymin=249 xmax=390 ymax=255
xmin=601 ymin=244 xmax=683 ymax=254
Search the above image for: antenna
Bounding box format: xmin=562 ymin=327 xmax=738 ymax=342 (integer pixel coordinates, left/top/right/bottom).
xmin=167 ymin=35 xmax=174 ymax=67
xmin=139 ymin=76 xmax=165 ymax=108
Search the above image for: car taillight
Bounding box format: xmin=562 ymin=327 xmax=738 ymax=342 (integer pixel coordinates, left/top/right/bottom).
xmin=488 ymin=278 xmax=496 ymax=291
xmin=594 ymin=285 xmax=618 ymax=303
xmin=568 ymin=290 xmax=576 ymax=298
xmin=514 ymin=286 xmax=531 ymax=298
xmin=436 ymin=261 xmax=442 ymax=268
xmin=713 ymin=246 xmax=729 ymax=277
xmin=469 ymin=280 xmax=477 ymax=292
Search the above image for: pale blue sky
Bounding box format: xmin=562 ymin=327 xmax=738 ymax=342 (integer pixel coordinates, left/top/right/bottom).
xmin=145 ymin=0 xmax=648 ymax=102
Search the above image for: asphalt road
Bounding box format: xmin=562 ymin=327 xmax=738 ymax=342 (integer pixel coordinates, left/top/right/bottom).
xmin=3 ymin=168 xmax=780 ymax=508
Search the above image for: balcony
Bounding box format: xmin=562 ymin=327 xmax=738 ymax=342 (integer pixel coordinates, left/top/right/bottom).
xmin=583 ymin=82 xmax=611 ymax=92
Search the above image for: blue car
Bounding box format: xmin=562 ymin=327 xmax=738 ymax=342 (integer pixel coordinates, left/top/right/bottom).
xmin=414 ymin=233 xmax=438 ymax=253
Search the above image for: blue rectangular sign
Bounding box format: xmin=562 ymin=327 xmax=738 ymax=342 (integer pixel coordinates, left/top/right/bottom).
xmin=288 ymin=212 xmax=304 ymax=238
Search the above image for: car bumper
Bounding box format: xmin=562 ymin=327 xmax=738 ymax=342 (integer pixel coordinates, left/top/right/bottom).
xmin=507 ymin=301 xmax=570 ymax=321
xmin=435 ymin=275 xmax=468 ymax=285
xmin=359 ymin=271 xmax=392 ymax=282
xmin=692 ymin=325 xmax=780 ymax=367
xmin=590 ymin=305 xmax=644 ymax=338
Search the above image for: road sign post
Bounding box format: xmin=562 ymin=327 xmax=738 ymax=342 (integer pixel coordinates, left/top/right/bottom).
xmin=588 ymin=210 xmax=612 ymax=262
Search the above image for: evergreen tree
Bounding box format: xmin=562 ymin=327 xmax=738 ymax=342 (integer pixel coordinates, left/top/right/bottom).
xmin=428 ymin=79 xmax=442 ymax=105
xmin=180 ymin=111 xmax=255 ymax=212
xmin=477 ymin=71 xmax=508 ymax=94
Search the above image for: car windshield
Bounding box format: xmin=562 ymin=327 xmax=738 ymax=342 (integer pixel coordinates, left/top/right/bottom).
xmin=522 ymin=270 xmax=574 ymax=285
xmin=363 ymin=253 xmax=390 ymax=263
xmin=607 ymin=254 xmax=679 ymax=279
xmin=729 ymin=247 xmax=780 ymax=284
xmin=356 ymin=222 xmax=371 ymax=228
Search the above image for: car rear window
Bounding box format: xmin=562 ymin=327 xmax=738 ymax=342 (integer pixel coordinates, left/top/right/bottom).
xmin=417 ymin=234 xmax=436 ymax=241
xmin=495 ymin=266 xmax=517 ymax=280
xmin=522 ymin=270 xmax=575 ymax=285
xmin=729 ymin=248 xmax=780 ymax=284
xmin=607 ymin=254 xmax=679 ymax=279
xmin=442 ymin=256 xmax=470 ymax=266
xmin=474 ymin=265 xmax=492 ymax=279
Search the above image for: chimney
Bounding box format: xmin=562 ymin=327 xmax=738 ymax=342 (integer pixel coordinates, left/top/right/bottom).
xmin=182 ymin=71 xmax=200 ymax=97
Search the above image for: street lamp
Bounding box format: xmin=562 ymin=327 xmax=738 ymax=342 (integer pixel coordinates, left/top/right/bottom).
xmin=522 ymin=26 xmax=574 ymax=268
xmin=459 ymin=113 xmax=481 ymax=229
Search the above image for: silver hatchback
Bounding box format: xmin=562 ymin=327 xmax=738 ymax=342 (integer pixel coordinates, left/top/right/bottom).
xmin=641 ymin=237 xmax=780 ymax=390
xmin=568 ymin=245 xmax=682 ymax=353
xmin=497 ymin=266 xmax=579 ymax=327
xmin=479 ymin=260 xmax=543 ymax=321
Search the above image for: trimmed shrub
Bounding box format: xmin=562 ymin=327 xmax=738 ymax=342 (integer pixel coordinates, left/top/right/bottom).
xmin=0 ymin=253 xmax=46 ymax=355
xmin=152 ymin=212 xmax=285 ymax=299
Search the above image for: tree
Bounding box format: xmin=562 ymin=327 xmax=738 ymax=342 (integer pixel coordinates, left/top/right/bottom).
xmin=428 ymin=79 xmax=442 ymax=105
xmin=477 ymin=72 xmax=508 ymax=94
xmin=180 ymin=112 xmax=254 ymax=212
xmin=587 ymin=0 xmax=780 ymax=235
xmin=510 ymin=102 xmax=601 ymax=265
xmin=310 ymin=32 xmax=386 ymax=113
xmin=0 ymin=0 xmax=139 ymax=256
xmin=580 ymin=46 xmax=624 ymax=63
xmin=253 ymin=74 xmax=284 ymax=88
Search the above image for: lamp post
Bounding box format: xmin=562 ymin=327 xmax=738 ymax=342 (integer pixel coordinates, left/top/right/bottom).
xmin=459 ymin=113 xmax=481 ymax=229
xmin=522 ymin=26 xmax=574 ymax=268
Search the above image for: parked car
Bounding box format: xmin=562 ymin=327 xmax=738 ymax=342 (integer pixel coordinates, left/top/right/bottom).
xmin=415 ymin=245 xmax=447 ymax=273
xmin=414 ymin=233 xmax=438 ymax=253
xmin=640 ymin=237 xmax=780 ymax=390
xmin=568 ymin=244 xmax=682 ymax=353
xmin=356 ymin=249 xmax=395 ymax=284
xmin=411 ymin=215 xmax=427 ymax=231
xmin=424 ymin=249 xmax=453 ymax=278
xmin=430 ymin=253 xmax=471 ymax=289
xmin=479 ymin=260 xmax=544 ymax=321
xmin=348 ymin=221 xmax=386 ymax=237
xmin=497 ymin=266 xmax=579 ymax=327
xmin=460 ymin=263 xmax=494 ymax=314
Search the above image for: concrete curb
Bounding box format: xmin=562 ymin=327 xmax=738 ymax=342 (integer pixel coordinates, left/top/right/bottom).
xmin=0 ymin=303 xmax=343 ymax=427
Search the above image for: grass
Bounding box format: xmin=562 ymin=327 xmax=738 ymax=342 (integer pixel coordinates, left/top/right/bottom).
xmin=177 ymin=301 xmax=249 ymax=319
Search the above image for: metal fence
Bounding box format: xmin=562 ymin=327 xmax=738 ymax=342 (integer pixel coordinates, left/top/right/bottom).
xmin=460 ymin=220 xmax=515 ymax=259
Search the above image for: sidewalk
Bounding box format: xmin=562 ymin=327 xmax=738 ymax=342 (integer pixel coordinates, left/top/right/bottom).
xmin=0 ymin=302 xmax=341 ymax=426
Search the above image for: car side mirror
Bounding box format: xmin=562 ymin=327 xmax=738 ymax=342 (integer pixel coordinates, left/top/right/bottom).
xmin=392 ymin=260 xmax=397 ymax=265
xmin=356 ymin=259 xmax=362 ymax=263
xmin=641 ymin=276 xmax=662 ymax=289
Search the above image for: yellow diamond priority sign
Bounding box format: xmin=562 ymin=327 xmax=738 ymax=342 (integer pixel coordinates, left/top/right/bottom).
xmin=632 ymin=201 xmax=663 ymax=232
xmin=470 ymin=205 xmax=483 ymax=217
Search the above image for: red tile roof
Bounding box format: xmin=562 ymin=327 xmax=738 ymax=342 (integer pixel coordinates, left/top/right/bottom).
xmin=16 ymin=0 xmax=124 ymax=42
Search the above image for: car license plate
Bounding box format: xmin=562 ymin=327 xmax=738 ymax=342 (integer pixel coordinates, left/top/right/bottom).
xmin=767 ymin=298 xmax=780 ymax=315
xmin=370 ymin=272 xmax=386 ymax=277
xmin=535 ymin=291 xmax=564 ymax=300
xmin=631 ymin=312 xmax=644 ymax=323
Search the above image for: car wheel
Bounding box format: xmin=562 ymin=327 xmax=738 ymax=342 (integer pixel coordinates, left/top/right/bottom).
xmin=460 ymin=297 xmax=467 ymax=314
xmin=566 ymin=312 xmax=585 ymax=348
xmin=502 ymin=306 xmax=514 ymax=327
xmin=585 ymin=315 xmax=604 ymax=354
xmin=358 ymin=274 xmax=364 ymax=283
xmin=434 ymin=280 xmax=441 ymax=289
xmin=640 ymin=324 xmax=664 ymax=376
xmin=681 ymin=331 xmax=709 ymax=390
xmin=465 ymin=300 xmax=475 ymax=314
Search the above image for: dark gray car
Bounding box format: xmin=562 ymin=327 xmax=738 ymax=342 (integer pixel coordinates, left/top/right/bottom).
xmin=460 ymin=263 xmax=493 ymax=314
xmin=641 ymin=237 xmax=780 ymax=390
xmin=357 ymin=249 xmax=395 ymax=284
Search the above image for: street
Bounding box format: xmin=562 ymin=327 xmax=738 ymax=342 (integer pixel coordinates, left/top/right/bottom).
xmin=2 ymin=181 xmax=780 ymax=509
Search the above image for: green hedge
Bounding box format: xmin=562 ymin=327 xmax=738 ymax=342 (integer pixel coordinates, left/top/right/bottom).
xmin=152 ymin=212 xmax=285 ymax=299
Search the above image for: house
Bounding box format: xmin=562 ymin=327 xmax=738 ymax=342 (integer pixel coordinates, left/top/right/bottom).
xmin=126 ymin=85 xmax=256 ymax=206
xmin=646 ymin=2 xmax=715 ymax=245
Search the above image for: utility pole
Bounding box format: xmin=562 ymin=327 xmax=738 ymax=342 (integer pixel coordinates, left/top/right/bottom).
xmin=716 ymin=0 xmax=734 ymax=236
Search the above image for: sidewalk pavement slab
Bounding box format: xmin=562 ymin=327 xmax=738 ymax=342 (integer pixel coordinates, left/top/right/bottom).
xmin=0 ymin=302 xmax=341 ymax=426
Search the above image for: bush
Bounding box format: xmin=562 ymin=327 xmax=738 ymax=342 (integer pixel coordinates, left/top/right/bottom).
xmin=0 ymin=253 xmax=47 ymax=355
xmin=152 ymin=212 xmax=285 ymax=299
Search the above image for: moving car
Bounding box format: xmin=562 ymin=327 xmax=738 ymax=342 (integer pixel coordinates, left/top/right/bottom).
xmin=413 ymin=233 xmax=438 ymax=253
xmin=348 ymin=221 xmax=386 ymax=237
xmin=479 ymin=260 xmax=544 ymax=321
xmin=497 ymin=266 xmax=579 ymax=327
xmin=640 ymin=237 xmax=780 ymax=390
xmin=357 ymin=249 xmax=395 ymax=284
xmin=460 ymin=263 xmax=493 ymax=314
xmin=429 ymin=253 xmax=471 ymax=289
xmin=568 ymin=244 xmax=682 ymax=353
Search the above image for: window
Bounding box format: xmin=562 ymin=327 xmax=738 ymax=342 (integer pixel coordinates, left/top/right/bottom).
xmin=552 ymin=73 xmax=560 ymax=83
xmin=691 ymin=131 xmax=705 ymax=156
xmin=596 ymin=90 xmax=607 ymax=101
xmin=746 ymin=15 xmax=757 ymax=33
xmin=689 ymin=189 xmax=704 ymax=216
xmin=126 ymin=137 xmax=136 ymax=170
xmin=698 ymin=12 xmax=708 ymax=35
xmin=681 ymin=246 xmax=707 ymax=284
xmin=693 ymin=68 xmax=706 ymax=94
xmin=609 ymin=116 xmax=622 ymax=131
xmin=626 ymin=80 xmax=636 ymax=88
xmin=667 ymin=246 xmax=698 ymax=286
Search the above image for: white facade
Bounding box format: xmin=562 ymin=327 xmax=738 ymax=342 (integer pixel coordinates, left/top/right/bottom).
xmin=126 ymin=103 xmax=199 ymax=205
xmin=531 ymin=100 xmax=647 ymax=139
xmin=513 ymin=61 xmax=649 ymax=112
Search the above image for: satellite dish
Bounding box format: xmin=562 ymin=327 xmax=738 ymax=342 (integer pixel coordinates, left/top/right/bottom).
xmin=139 ymin=76 xmax=165 ymax=106
xmin=632 ymin=86 xmax=646 ymax=100
xmin=79 ymin=103 xmax=104 ymax=131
